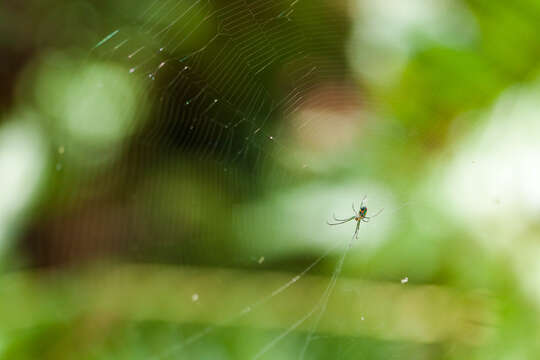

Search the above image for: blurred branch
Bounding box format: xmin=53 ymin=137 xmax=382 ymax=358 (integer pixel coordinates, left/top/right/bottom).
xmin=0 ymin=264 xmax=494 ymax=344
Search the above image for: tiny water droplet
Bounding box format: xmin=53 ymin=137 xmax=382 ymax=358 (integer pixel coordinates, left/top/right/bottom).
xmin=129 ymin=68 xmax=135 ymax=73
xmin=258 ymin=256 xmax=264 ymax=264
xmin=401 ymin=277 xmax=408 ymax=284
xmin=192 ymin=293 xmax=199 ymax=302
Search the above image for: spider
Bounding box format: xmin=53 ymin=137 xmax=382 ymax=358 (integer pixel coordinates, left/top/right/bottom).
xmin=327 ymin=196 xmax=383 ymax=239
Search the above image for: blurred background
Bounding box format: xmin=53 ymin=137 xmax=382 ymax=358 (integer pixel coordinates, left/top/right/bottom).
xmin=1 ymin=0 xmax=540 ymax=358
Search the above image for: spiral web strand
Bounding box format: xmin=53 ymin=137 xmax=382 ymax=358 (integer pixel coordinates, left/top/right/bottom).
xmin=93 ymin=0 xmax=365 ymax=358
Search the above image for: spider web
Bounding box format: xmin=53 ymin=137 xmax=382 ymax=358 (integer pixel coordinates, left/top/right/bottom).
xmin=87 ymin=0 xmax=411 ymax=359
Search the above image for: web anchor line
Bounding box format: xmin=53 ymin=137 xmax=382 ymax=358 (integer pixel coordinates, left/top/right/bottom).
xmin=254 ymin=235 xmax=352 ymax=360
xmin=150 ymin=240 xmax=346 ymax=360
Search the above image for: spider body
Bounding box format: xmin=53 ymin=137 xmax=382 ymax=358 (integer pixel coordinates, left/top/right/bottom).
xmin=355 ymin=206 xmax=367 ymax=221
xmin=327 ymin=197 xmax=383 ymax=239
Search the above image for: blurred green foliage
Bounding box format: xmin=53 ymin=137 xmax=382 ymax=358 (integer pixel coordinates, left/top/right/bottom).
xmin=1 ymin=0 xmax=540 ymax=359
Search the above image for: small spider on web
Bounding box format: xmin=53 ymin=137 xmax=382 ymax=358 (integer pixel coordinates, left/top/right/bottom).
xmin=327 ymin=196 xmax=384 ymax=239
xmin=150 ymin=195 xmax=389 ymax=360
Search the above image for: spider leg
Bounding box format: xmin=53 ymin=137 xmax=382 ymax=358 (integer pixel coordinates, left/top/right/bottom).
xmin=333 ymin=213 xmax=353 ymax=222
xmin=369 ymin=208 xmax=384 ymax=218
xmin=327 ymin=220 xmax=353 ymax=226
xmin=327 ymin=216 xmax=355 ymax=225
xmin=353 ymin=220 xmax=361 ymax=239
xmin=362 ymin=218 xmax=370 ymax=223
xmin=360 ymin=195 xmax=367 ymax=208
xmin=352 ymin=202 xmax=357 ymax=214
